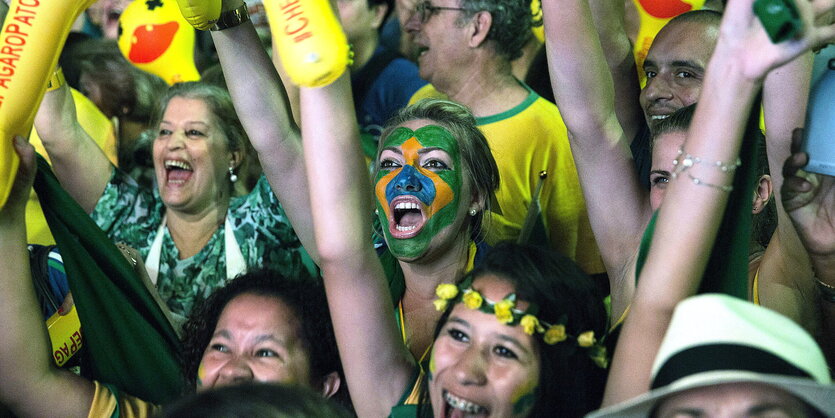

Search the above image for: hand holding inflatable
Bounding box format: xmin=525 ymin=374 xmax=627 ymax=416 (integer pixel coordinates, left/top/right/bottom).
xmin=265 ymin=0 xmax=351 ymax=87
xmin=176 ymin=0 xmax=222 ymax=30
xmin=0 ymin=0 xmax=97 ymax=209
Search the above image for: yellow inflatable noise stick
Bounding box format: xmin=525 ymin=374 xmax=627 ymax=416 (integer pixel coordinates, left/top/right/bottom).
xmin=632 ymin=0 xmax=705 ymax=86
xmin=264 ymin=0 xmax=351 ymax=88
xmin=0 ymin=0 xmax=97 ymax=209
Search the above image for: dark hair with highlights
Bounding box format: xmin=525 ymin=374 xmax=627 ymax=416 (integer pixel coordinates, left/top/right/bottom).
xmin=417 ymin=242 xmax=608 ymax=417
xmin=378 ymin=99 xmax=500 ymax=243
xmin=180 ymin=269 xmax=346 ymax=406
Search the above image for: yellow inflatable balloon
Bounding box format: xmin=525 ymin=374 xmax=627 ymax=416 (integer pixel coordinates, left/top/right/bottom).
xmin=0 ymin=0 xmax=97 ymax=209
xmin=632 ymin=0 xmax=705 ymax=85
xmin=264 ymin=0 xmax=350 ymax=88
xmin=118 ymin=0 xmax=200 ymax=85
xmin=532 ymin=0 xmax=544 ymax=44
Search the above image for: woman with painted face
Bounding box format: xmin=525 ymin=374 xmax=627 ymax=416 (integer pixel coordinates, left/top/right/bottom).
xmin=298 ymin=62 xmax=608 ymax=415
xmin=33 ymin=81 xmax=313 ymax=320
xmin=0 ymin=142 xmax=346 ymax=415
xmin=186 ymin=0 xmax=500 ymax=365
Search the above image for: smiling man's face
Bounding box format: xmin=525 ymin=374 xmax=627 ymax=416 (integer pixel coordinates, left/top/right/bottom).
xmin=639 ymin=19 xmax=719 ymax=132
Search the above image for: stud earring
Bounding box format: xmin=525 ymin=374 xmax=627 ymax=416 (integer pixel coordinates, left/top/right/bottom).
xmin=375 ymin=208 xmax=379 ymax=215
xmin=228 ymin=165 xmax=238 ymax=183
xmin=469 ymin=209 xmax=477 ymax=216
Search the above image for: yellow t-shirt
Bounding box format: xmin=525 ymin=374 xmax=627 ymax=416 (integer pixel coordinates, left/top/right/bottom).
xmin=409 ymin=85 xmax=604 ymax=274
xmin=26 ymin=88 xmax=118 ymax=245
xmin=88 ymin=381 xmax=160 ymax=418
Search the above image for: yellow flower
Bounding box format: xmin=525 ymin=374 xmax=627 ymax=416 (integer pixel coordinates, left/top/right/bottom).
xmin=543 ymin=324 xmax=566 ymax=344
xmin=433 ymin=299 xmax=449 ymax=312
xmin=435 ymin=284 xmax=459 ymax=300
xmin=462 ymin=290 xmax=483 ymax=310
xmin=520 ymin=315 xmax=540 ymax=335
xmin=494 ymin=299 xmax=515 ymax=324
xmin=589 ymin=346 xmax=609 ymax=369
xmin=578 ymin=331 xmax=596 ymax=347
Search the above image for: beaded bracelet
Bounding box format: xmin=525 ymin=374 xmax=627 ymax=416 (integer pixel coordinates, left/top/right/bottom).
xmin=211 ymin=3 xmax=250 ymax=31
xmin=817 ymin=278 xmax=835 ymax=304
xmin=671 ymin=147 xmax=740 ymax=192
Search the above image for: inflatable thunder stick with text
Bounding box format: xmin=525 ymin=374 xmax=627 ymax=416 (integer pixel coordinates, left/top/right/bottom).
xmin=264 ymin=0 xmax=351 ymax=87
xmin=0 ymin=0 xmax=97 ymax=209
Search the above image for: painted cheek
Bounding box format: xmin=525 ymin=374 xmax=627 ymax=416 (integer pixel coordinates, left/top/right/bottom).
xmin=510 ymin=379 xmax=538 ymax=415
xmin=197 ymin=362 xmax=207 ymax=387
xmin=375 ymin=168 xmax=400 ymax=220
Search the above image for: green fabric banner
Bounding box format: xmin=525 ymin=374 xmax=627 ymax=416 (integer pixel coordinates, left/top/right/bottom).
xmin=33 ymin=155 xmax=185 ymax=404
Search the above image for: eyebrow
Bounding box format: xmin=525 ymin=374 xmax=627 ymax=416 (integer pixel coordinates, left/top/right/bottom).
xmin=649 ymin=169 xmax=671 ymax=177
xmin=643 ymin=59 xmax=703 ymax=71
xmin=381 ymin=147 xmax=403 ymax=155
xmin=417 ymin=147 xmax=446 ymax=155
xmin=160 ymin=120 xmax=210 ymax=126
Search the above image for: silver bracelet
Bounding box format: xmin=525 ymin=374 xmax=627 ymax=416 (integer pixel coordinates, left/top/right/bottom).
xmin=672 ymin=147 xmax=741 ymax=175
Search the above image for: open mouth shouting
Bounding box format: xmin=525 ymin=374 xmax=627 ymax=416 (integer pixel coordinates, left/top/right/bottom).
xmin=442 ymin=390 xmax=490 ymax=418
xmin=390 ymin=196 xmax=428 ymax=238
xmin=164 ymin=159 xmax=193 ymax=185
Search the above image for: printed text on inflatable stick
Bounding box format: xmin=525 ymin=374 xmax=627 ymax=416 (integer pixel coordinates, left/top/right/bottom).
xmin=280 ymin=0 xmax=313 ymax=43
xmin=0 ymin=0 xmax=41 ymax=97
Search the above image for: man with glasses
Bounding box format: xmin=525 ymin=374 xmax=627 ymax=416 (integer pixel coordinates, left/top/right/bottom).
xmin=405 ymin=0 xmax=605 ymax=276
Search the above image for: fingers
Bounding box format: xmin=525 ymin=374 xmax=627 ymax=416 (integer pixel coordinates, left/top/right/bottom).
xmin=790 ymin=127 xmax=804 ymax=154
xmin=58 ymin=292 xmax=74 ymax=316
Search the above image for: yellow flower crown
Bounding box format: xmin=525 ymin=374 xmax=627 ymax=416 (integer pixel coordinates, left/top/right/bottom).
xmin=434 ymin=278 xmax=609 ymax=368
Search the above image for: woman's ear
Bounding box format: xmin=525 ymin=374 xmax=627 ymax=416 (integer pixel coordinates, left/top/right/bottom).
xmin=319 ymin=371 xmax=342 ymax=399
xmin=230 ymin=149 xmax=245 ymax=171
xmin=751 ymin=174 xmax=773 ymax=214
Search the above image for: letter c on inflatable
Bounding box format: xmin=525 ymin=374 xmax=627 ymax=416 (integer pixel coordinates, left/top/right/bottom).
xmin=264 ymin=0 xmax=351 ymax=88
xmin=118 ymin=0 xmax=201 ymax=85
xmin=0 ymin=0 xmax=98 ymax=209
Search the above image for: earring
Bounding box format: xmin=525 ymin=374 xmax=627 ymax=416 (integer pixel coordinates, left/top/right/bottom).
xmin=469 ymin=208 xmax=477 ymax=216
xmin=228 ymin=165 xmax=238 ymax=183
xmin=375 ymin=208 xmax=379 ymax=215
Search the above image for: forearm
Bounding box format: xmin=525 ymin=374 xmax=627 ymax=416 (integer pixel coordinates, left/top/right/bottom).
xmin=34 ymin=85 xmax=112 ymax=213
xmin=0 ymin=215 xmax=92 ymax=417
xmin=302 ymin=74 xmax=414 ymax=415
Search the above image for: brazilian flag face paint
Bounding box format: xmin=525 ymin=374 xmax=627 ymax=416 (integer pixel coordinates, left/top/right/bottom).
xmin=375 ymin=125 xmax=463 ymax=259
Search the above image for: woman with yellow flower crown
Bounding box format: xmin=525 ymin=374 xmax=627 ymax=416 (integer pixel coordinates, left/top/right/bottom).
xmin=300 ymin=48 xmax=610 ymax=418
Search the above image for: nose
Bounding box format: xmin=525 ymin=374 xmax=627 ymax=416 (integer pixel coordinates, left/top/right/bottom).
xmin=452 ymin=346 xmax=488 ymax=386
xmin=394 ymin=165 xmax=423 ymax=192
xmin=217 ymin=356 xmax=254 ymax=385
xmin=403 ymin=6 xmax=422 ymax=33
xmin=165 ymin=132 xmax=186 ymax=151
xmin=642 ymin=74 xmax=674 ymax=103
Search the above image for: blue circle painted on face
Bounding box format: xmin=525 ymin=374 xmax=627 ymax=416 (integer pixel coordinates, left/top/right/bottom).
xmin=385 ymin=164 xmax=437 ymax=206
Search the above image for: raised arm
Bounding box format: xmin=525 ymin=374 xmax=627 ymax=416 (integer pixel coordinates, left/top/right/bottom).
xmin=782 ymin=130 xmax=835 ymax=366
xmin=301 ymin=75 xmax=415 ymax=417
xmin=602 ymin=0 xmax=835 ymax=406
xmin=542 ymin=0 xmax=652 ymax=319
xmin=588 ymin=0 xmax=644 ymax=142
xmin=0 ymin=137 xmax=94 ymax=418
xmin=756 ymin=53 xmax=818 ymax=330
xmin=33 ymin=82 xmax=113 ymax=213
xmin=203 ymin=0 xmax=318 ymax=261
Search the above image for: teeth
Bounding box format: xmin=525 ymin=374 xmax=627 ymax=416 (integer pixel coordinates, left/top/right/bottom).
xmin=165 ymin=160 xmax=192 ymax=170
xmin=396 ymin=225 xmax=417 ymax=232
xmin=444 ymin=391 xmax=487 ymax=414
xmin=651 ymin=115 xmax=670 ymax=120
xmin=394 ymin=202 xmax=420 ymax=210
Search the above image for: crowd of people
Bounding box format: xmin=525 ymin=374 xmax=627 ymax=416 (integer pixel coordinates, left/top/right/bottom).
xmin=0 ymin=0 xmax=833 ymax=416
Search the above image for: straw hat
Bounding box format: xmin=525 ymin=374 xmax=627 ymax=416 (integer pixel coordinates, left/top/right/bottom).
xmin=588 ymin=294 xmax=834 ymax=417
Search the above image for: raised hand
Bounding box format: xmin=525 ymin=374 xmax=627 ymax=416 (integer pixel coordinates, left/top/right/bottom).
xmin=782 ymin=129 xmax=835 ymax=258
xmin=719 ymin=0 xmax=835 ymax=80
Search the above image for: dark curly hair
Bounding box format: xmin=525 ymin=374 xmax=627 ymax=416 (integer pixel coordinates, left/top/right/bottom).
xmin=456 ymin=0 xmax=541 ymax=61
xmin=417 ymin=242 xmax=608 ymax=417
xmin=179 ymin=269 xmax=344 ymax=402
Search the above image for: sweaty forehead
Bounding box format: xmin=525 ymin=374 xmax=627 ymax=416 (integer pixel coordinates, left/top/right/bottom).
xmin=382 ymin=125 xmax=460 ymax=153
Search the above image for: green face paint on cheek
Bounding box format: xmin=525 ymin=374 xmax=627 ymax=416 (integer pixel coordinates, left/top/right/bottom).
xmin=197 ymin=362 xmax=206 ymax=387
xmin=511 ymin=378 xmax=538 ymax=415
xmin=374 ymin=125 xmax=464 ymax=259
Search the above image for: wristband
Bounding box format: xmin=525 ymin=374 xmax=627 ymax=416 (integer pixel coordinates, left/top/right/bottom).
xmin=46 ymin=67 xmax=66 ymax=92
xmin=211 ymin=3 xmax=249 ymax=31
